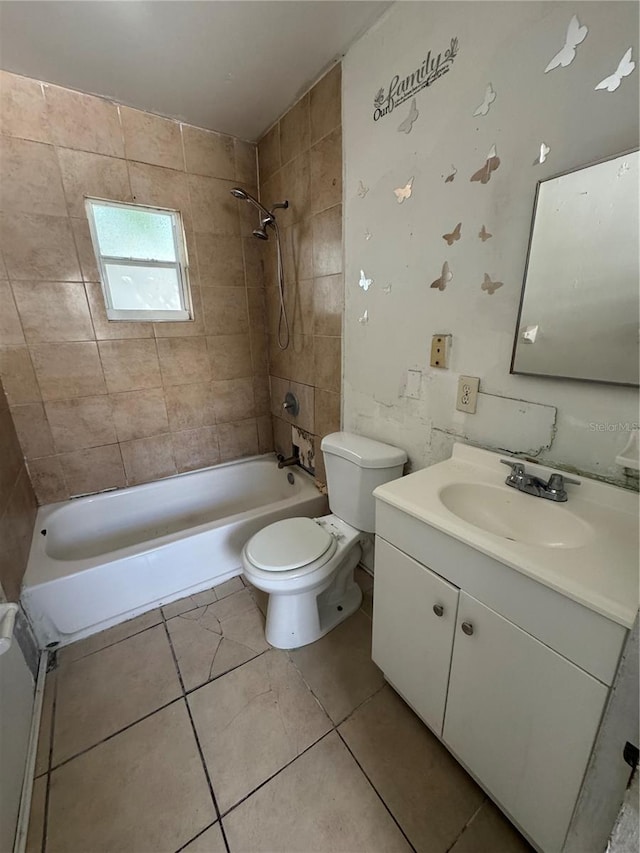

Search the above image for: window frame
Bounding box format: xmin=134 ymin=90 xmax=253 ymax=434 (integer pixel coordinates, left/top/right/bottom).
xmin=85 ymin=197 xmax=193 ymax=322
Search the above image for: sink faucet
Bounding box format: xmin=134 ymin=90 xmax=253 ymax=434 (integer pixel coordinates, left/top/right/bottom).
xmin=500 ymin=459 xmax=580 ymax=502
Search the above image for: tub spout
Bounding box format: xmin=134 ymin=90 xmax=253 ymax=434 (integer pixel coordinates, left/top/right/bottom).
xmin=277 ymin=453 xmax=299 ymax=469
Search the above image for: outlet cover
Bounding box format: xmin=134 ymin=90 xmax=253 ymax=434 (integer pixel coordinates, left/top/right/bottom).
xmin=430 ymin=334 xmax=451 ymax=368
xmin=456 ymin=376 xmax=480 ymax=413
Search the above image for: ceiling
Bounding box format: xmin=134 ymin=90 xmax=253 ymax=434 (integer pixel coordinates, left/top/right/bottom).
xmin=0 ymin=1 xmax=390 ymax=141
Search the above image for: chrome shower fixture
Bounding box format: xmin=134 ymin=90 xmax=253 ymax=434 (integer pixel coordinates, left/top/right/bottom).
xmin=229 ymin=187 xmax=288 ymax=241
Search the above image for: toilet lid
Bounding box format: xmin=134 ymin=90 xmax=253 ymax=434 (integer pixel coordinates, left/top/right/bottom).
xmin=246 ymin=518 xmax=333 ymax=572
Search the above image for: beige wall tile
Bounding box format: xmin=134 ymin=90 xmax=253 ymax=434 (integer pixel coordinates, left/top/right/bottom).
xmin=12 ymin=281 xmax=94 ymax=343
xmin=0 ymin=469 xmax=37 ymax=599
xmin=253 ymin=375 xmax=271 ymax=416
xmin=0 ymin=399 xmax=22 ymax=500
xmin=120 ymin=434 xmax=176 ymax=485
xmin=57 ymin=149 xmax=131 ymax=217
xmin=0 ymin=280 xmax=25 ymax=345
xmin=286 ymin=218 xmax=314 ymax=282
xmin=279 ymin=151 xmax=310 ymax=227
xmin=0 ymin=212 xmax=81 ymax=281
xmin=31 ymin=341 xmax=105 ymax=400
xmin=211 ymin=376 xmax=255 ymax=423
xmin=312 ymin=205 xmax=342 ymax=277
xmin=157 ymin=337 xmax=211 ymax=387
xmin=121 ymin=106 xmax=183 ymax=170
xmin=314 ymin=388 xmax=341 ymax=437
xmin=85 ymin=281 xmax=154 ymax=340
xmin=59 ymin=443 xmax=125 ymax=496
xmin=0 ymin=71 xmax=50 ymax=143
xmin=152 ymin=285 xmax=205 ymax=338
xmin=250 ymin=331 xmax=268 ymax=376
xmin=272 ymin=414 xmax=292 ymax=457
xmin=257 ymin=414 xmax=274 ymax=454
xmin=111 ymin=388 xmax=169 ymax=442
xmin=247 ymin=288 xmax=266 ymax=331
xmin=10 ymin=403 xmax=55 ymax=459
xmin=286 ymin=277 xmax=314 ymax=337
xmin=164 ymin=382 xmax=216 ymax=432
xmin=257 ymin=123 xmax=281 ymax=182
xmin=129 ymin=161 xmax=191 ymax=214
xmin=310 ymin=126 xmax=342 ymax=214
xmin=242 ymin=237 xmax=265 ymax=289
xmin=28 ymin=453 xmax=69 ymax=505
xmin=313 ymin=274 xmax=343 ymax=336
xmin=270 ymin=376 xmax=315 ymax=433
xmin=217 ymin=418 xmax=258 ymax=462
xmin=98 ymin=339 xmax=161 ymax=393
xmin=183 ymin=125 xmax=235 ymax=179
xmin=259 ymin=168 xmax=283 ymax=217
xmin=280 ymin=94 xmax=310 ymax=166
xmin=314 ymin=336 xmax=341 ymax=393
xmin=0 ymin=136 xmax=66 ymax=216
xmin=70 ymin=218 xmax=100 ymax=282
xmin=0 ymin=345 xmax=41 ymax=404
xmin=310 ymin=64 xmax=341 ymax=144
xmin=234 ymin=139 xmax=257 ymax=185
xmin=207 ymin=334 xmax=252 ymax=380
xmin=45 ymin=396 xmax=116 ymax=452
xmin=285 ymin=334 xmax=315 ymax=386
xmin=195 ymin=233 xmax=244 ymax=287
xmin=188 ymin=175 xmax=239 ymax=235
xmin=46 ymin=85 xmax=124 ymax=157
xmin=201 ymin=287 xmax=249 ymax=336
xmin=172 ymin=426 xmax=220 ymax=472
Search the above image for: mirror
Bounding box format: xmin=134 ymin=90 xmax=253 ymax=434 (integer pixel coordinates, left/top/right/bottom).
xmin=511 ymin=150 xmax=639 ymax=386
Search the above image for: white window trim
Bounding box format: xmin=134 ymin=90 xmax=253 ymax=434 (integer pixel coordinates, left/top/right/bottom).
xmin=85 ymin=197 xmax=193 ymax=322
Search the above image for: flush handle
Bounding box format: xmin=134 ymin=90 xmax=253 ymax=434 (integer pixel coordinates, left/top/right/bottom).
xmin=461 ymin=621 xmax=474 ymax=636
xmin=433 ymin=604 xmax=444 ymax=617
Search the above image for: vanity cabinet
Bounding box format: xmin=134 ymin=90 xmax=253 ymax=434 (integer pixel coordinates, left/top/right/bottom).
xmin=372 ymin=535 xmax=613 ymax=853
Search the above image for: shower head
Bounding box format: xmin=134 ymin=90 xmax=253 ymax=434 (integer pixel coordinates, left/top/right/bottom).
xmin=231 ymin=187 xmax=288 ymax=241
xmin=230 ymin=187 xmax=249 ymax=200
xmin=252 ymin=227 xmax=269 ymax=240
xmin=230 ymin=187 xmax=272 ymax=220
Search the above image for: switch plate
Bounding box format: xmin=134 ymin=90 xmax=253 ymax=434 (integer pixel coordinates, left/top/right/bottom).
xmin=405 ymin=369 xmax=421 ymax=399
xmin=456 ymin=376 xmax=480 ymax=413
xmin=430 ymin=334 xmax=451 ymax=369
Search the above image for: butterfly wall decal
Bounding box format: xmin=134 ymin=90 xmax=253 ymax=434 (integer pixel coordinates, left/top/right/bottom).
xmin=481 ymin=273 xmax=503 ymax=295
xmin=358 ymin=310 xmax=369 ymax=325
xmin=383 ymin=284 xmax=392 ymax=294
xmin=359 ymin=270 xmax=373 ymax=291
xmin=470 ymin=145 xmax=500 ymax=184
xmin=478 ymin=225 xmax=492 ymax=242
xmin=473 ymin=83 xmax=497 ymax=117
xmin=431 ymin=261 xmax=453 ymax=291
xmin=595 ymin=47 xmax=635 ymax=92
xmin=445 ymin=165 xmax=457 ymax=183
xmin=545 ymin=15 xmax=588 ymax=72
xmin=443 ymin=223 xmax=462 ymax=246
xmin=357 ymin=180 xmax=369 ymax=198
xmin=533 ymin=142 xmax=551 ymax=166
xmin=393 ymin=177 xmax=414 ymax=204
xmin=398 ymin=98 xmax=419 ymax=134
xmin=364 ymin=229 xmax=372 ymax=241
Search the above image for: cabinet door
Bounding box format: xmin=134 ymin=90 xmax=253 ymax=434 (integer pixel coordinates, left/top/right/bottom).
xmin=372 ymin=537 xmax=459 ymax=734
xmin=443 ymin=592 xmax=608 ymax=853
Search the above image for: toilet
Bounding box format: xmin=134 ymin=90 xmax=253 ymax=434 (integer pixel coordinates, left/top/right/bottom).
xmin=242 ymin=432 xmax=407 ymax=649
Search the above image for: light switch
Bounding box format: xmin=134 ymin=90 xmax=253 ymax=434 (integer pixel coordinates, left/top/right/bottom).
xmin=405 ymin=369 xmax=421 ymax=399
xmin=456 ymin=376 xmax=480 ymax=413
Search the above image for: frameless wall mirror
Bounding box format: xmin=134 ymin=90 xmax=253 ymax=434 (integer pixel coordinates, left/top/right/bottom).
xmin=511 ymin=150 xmax=639 ymax=386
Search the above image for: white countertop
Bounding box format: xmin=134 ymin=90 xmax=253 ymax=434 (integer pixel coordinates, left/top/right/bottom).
xmin=374 ymin=443 xmax=640 ymax=629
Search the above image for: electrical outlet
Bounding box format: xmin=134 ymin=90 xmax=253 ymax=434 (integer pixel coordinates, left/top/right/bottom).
xmin=456 ymin=376 xmax=480 ymax=413
xmin=430 ymin=334 xmax=451 ymax=368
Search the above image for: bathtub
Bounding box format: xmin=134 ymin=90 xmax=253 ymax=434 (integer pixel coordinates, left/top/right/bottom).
xmin=22 ymin=455 xmax=327 ymax=649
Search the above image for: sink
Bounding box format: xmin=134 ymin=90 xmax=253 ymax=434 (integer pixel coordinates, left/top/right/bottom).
xmin=438 ymin=483 xmax=593 ymax=548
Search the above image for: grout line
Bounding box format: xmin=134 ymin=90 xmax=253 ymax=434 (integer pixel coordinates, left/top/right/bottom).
xmin=173 ymin=819 xmax=220 ymax=853
xmin=57 ymin=616 xmax=164 ymax=664
xmin=444 ymin=799 xmax=486 ymax=853
xmin=336 ymin=729 xmax=419 ymax=853
xmin=40 ymin=670 xmax=58 ymax=853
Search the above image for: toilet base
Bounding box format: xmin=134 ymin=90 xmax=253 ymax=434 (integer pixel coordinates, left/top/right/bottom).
xmin=264 ymin=546 xmax=362 ymax=649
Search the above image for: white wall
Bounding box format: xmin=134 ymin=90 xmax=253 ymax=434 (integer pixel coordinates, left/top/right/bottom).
xmin=342 ymin=1 xmax=639 ymax=485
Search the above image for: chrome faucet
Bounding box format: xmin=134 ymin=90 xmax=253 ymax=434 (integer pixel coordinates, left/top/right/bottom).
xmin=277 ymin=452 xmax=299 ymax=469
xmin=500 ymin=459 xmax=580 ymax=502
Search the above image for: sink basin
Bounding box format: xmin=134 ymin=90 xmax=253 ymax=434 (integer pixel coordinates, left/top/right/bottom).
xmin=438 ymin=483 xmax=593 ymax=548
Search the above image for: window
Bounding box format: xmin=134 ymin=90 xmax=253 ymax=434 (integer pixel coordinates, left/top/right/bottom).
xmin=85 ymin=199 xmax=192 ymax=321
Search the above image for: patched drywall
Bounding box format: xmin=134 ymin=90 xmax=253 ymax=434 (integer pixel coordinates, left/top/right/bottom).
xmin=342 ymin=1 xmax=639 ymax=485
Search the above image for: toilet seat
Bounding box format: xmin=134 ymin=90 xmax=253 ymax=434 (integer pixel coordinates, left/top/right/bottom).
xmin=245 ymin=517 xmax=335 ymax=573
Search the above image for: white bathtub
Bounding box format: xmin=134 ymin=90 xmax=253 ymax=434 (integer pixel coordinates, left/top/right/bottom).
xmin=22 ymin=456 xmax=327 ymax=649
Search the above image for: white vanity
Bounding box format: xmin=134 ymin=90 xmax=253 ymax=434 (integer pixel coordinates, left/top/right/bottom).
xmin=372 ymin=443 xmax=639 ymax=853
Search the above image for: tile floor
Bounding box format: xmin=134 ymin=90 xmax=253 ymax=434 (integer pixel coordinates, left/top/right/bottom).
xmin=27 ymin=569 xmax=532 ymax=853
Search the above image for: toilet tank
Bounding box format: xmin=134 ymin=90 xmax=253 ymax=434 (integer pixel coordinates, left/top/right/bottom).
xmin=320 ymin=432 xmax=407 ymax=533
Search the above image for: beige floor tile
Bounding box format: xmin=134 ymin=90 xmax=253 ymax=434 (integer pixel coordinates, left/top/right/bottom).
xmin=167 ymin=589 xmax=269 ymax=691
xmin=182 ymin=822 xmax=227 ymax=852
xmin=57 ymin=608 xmax=162 ymax=664
xmin=450 ymin=800 xmax=533 ymax=853
xmin=47 ymin=701 xmax=215 ymax=853
xmin=224 ymin=731 xmax=411 ymax=853
xmin=189 ymin=648 xmax=332 ymax=813
xmin=339 ymin=685 xmax=485 ymax=852
xmin=34 ymin=669 xmax=56 ymax=777
xmin=53 ymin=625 xmax=181 ymax=765
xmin=161 ymin=576 xmax=244 ymax=620
xmin=25 ymin=774 xmax=47 ymax=853
xmin=288 ymin=609 xmax=384 ymax=723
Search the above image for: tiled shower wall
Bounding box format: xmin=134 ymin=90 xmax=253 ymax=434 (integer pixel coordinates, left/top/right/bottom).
xmin=0 ymin=374 xmax=37 ymax=599
xmin=0 ymin=71 xmax=272 ymax=505
xmin=257 ymin=64 xmax=343 ymax=484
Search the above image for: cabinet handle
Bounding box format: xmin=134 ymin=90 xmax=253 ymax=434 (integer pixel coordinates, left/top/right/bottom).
xmin=433 ymin=604 xmax=444 ymax=617
xmin=461 ymin=621 xmax=474 ymax=636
